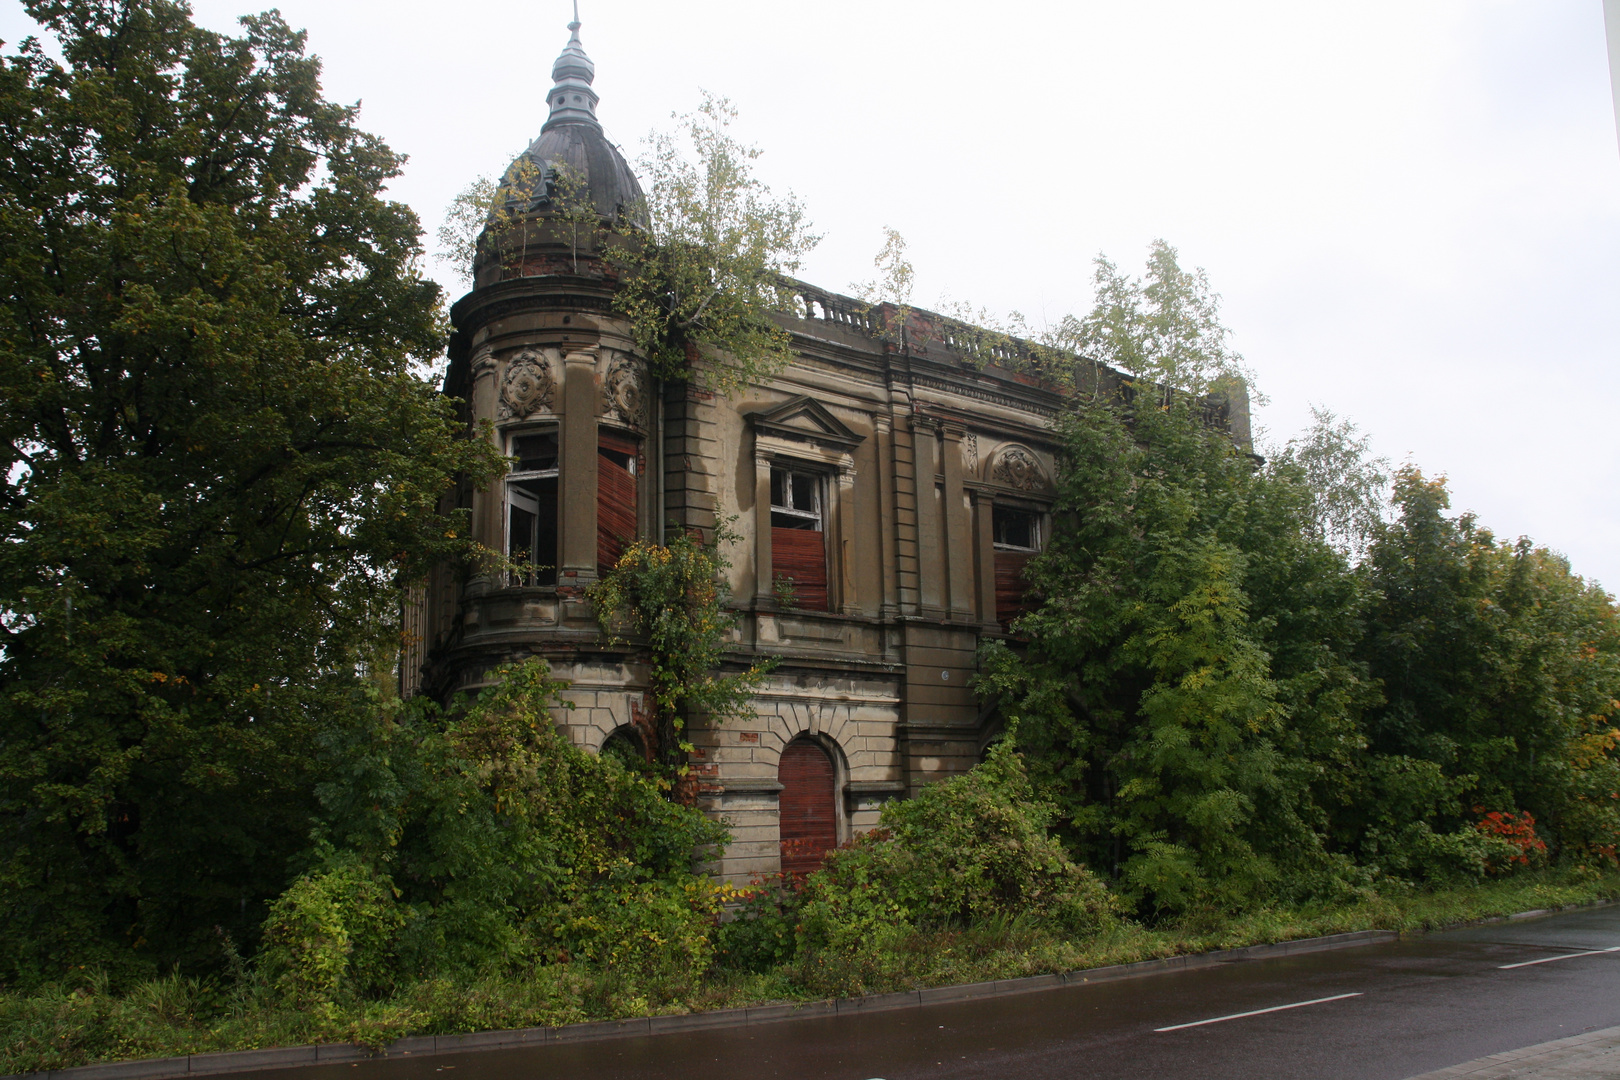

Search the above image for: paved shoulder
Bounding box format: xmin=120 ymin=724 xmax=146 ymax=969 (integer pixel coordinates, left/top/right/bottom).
xmin=1403 ymin=1025 xmax=1620 ymax=1079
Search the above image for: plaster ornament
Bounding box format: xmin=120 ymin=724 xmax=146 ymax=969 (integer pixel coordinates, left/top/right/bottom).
xmin=601 ymin=354 xmax=645 ymax=428
xmin=963 ymin=433 xmax=979 ymax=476
xmin=499 ymin=349 xmax=555 ymax=420
xmin=992 ymin=445 xmax=1046 ymax=492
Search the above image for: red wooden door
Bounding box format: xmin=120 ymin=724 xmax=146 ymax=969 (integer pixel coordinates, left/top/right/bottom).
xmin=995 ymin=551 xmax=1035 ymax=630
xmin=778 ymin=739 xmax=837 ymax=879
xmin=597 ymin=432 xmax=639 ymax=577
xmin=771 ymin=527 xmax=829 ymax=611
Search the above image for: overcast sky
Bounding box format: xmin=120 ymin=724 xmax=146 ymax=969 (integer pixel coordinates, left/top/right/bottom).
xmin=6 ymin=0 xmax=1619 ymax=592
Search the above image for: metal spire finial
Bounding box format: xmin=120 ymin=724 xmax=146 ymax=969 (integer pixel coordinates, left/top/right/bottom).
xmin=544 ymin=0 xmax=599 ymax=130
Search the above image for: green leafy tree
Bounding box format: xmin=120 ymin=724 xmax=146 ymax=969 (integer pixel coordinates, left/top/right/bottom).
xmin=1273 ymin=406 xmax=1390 ymax=563
xmin=437 ymin=93 xmax=818 ymax=398
xmin=979 ymin=396 xmax=1368 ymax=913
xmin=610 ymin=92 xmax=819 ymax=396
xmin=0 ymin=0 xmax=505 ymax=983
xmin=262 ymin=660 xmax=731 ymax=1004
xmin=1352 ymin=469 xmax=1620 ymax=871
xmin=587 ymin=526 xmax=774 ymax=783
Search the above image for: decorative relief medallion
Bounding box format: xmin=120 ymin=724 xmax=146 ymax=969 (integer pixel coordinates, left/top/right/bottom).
xmin=992 ymin=444 xmax=1046 ymax=492
xmin=600 ymin=354 xmax=645 ymax=429
xmin=498 ymin=349 xmax=555 ymax=420
xmin=962 ymin=433 xmax=979 ymax=476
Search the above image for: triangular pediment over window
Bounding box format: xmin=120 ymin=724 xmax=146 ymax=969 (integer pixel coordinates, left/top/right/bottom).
xmin=747 ymin=396 xmax=864 ymax=451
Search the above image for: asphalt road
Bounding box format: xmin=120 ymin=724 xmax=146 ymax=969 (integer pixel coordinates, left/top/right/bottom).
xmin=254 ymin=904 xmax=1620 ymax=1080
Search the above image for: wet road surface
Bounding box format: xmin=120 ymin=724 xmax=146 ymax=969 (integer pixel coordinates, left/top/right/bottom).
xmin=248 ymin=904 xmax=1620 ymax=1080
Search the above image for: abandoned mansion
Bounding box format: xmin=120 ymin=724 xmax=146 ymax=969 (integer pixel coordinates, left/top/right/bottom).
xmin=400 ymin=17 xmax=1252 ymax=884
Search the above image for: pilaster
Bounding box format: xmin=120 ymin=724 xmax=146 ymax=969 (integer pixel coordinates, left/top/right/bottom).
xmin=559 ymin=347 xmax=599 ymax=587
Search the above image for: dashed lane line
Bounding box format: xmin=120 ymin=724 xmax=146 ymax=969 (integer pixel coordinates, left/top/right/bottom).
xmin=1153 ymin=992 xmax=1364 ymax=1033
xmin=1498 ymin=945 xmax=1620 ymax=970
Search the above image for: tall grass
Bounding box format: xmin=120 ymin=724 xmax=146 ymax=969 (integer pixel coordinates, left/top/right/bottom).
xmin=4 ymin=868 xmax=1617 ymax=1076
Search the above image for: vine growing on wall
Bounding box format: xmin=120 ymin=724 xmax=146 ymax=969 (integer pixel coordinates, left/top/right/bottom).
xmin=587 ymin=523 xmax=775 ymax=791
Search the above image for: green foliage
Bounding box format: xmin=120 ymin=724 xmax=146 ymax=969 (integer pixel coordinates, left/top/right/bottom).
xmin=934 ymin=240 xmax=1259 ymax=405
xmin=1272 ymin=406 xmax=1390 ymax=562
xmin=587 ymin=526 xmax=774 ymax=772
xmin=1351 ymin=469 xmax=1620 ymax=869
xmin=261 ymin=659 xmax=730 ymax=1007
xmin=713 ymin=877 xmax=802 ymax=974
xmin=259 ymin=859 xmax=402 ymax=1013
xmin=0 ymin=0 xmax=507 ymax=986
xmin=979 ymin=392 xmax=1374 ymax=913
xmin=608 ymin=93 xmax=820 ymax=396
xmin=798 ymin=745 xmax=1118 ymax=952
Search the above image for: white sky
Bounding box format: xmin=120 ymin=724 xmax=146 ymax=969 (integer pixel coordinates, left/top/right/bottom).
xmin=6 ymin=0 xmax=1619 ymax=593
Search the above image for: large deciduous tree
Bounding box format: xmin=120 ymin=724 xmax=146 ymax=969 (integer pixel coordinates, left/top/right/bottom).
xmin=0 ymin=0 xmax=503 ymax=983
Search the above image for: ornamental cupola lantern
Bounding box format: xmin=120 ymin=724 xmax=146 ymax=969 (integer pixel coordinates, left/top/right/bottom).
xmin=473 ymin=2 xmax=646 ymax=288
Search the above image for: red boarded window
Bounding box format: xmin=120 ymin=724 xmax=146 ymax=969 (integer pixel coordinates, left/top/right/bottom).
xmin=770 ymin=465 xmax=828 ymax=612
xmin=778 ymin=739 xmax=837 ymax=879
xmin=598 ymin=430 xmax=639 ymax=577
xmin=992 ymin=505 xmax=1040 ymax=630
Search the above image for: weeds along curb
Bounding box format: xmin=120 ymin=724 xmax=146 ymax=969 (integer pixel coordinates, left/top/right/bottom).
xmin=12 ymin=900 xmax=1616 ymax=1080
xmin=6 ymin=929 xmax=1396 ymax=1080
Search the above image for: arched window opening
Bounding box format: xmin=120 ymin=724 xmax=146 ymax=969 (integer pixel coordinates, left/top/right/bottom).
xmin=778 ymin=738 xmax=838 ymax=879
xmin=601 ymin=725 xmax=650 ymax=772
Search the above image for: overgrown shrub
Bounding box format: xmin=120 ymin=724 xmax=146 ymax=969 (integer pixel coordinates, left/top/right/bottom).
xmin=798 ymin=745 xmax=1118 ymax=952
xmin=261 ymin=659 xmax=729 ymax=1001
xmin=713 ymin=877 xmax=803 ymax=974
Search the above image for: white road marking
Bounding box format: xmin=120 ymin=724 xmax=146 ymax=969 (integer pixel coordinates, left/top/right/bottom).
xmin=1153 ymin=992 xmax=1364 ymax=1033
xmin=1498 ymin=946 xmax=1620 ymax=970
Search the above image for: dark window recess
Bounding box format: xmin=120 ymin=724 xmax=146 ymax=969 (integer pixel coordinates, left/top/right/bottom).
xmin=507 ymin=429 xmax=559 ymax=586
xmin=601 ymin=726 xmax=650 ymax=771
xmin=992 ymin=506 xmax=1039 ymax=551
xmin=778 ymin=739 xmax=837 ymax=880
xmin=510 ymin=431 xmax=558 ymax=473
xmin=598 ymin=430 xmax=639 ymax=577
xmin=769 ymin=465 xmax=828 ymax=611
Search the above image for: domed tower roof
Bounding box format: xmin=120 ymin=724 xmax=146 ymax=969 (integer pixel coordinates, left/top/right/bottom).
xmin=496 ymin=5 xmax=645 ymax=224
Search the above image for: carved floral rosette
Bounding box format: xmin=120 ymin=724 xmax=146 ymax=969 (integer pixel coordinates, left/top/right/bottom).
xmin=498 ymin=348 xmax=556 ymax=421
xmin=990 ymin=444 xmax=1047 ymax=492
xmin=600 ymin=353 xmax=645 ymax=429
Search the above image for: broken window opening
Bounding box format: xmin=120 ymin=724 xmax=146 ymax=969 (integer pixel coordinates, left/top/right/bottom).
xmin=506 ymin=429 xmax=559 ymax=587
xmin=770 ymin=465 xmax=829 ymax=611
xmin=992 ymin=505 xmax=1041 ymax=629
xmin=992 ymin=506 xmax=1041 ymax=551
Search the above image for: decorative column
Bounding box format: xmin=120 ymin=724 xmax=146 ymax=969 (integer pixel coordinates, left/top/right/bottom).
xmin=874 ymin=414 xmax=898 ymax=618
xmin=941 ymin=422 xmax=972 ymax=621
xmin=836 ymin=463 xmax=858 ymax=614
xmin=467 ymin=347 xmax=503 ymax=592
xmin=973 ymin=491 xmax=997 ymax=624
xmin=559 ymin=347 xmax=599 ymax=588
xmin=914 ymin=418 xmax=946 ymax=619
xmin=753 ymin=452 xmax=774 ymax=607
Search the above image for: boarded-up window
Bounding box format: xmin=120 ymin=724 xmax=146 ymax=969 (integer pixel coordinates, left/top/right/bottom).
xmin=992 ymin=505 xmax=1040 ymax=629
xmin=779 ymin=739 xmax=837 ymax=879
xmin=770 ymin=465 xmax=828 ymax=611
xmin=598 ymin=430 xmax=638 ymax=577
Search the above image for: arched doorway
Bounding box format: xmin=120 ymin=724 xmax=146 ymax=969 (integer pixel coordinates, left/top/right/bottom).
xmin=778 ymin=738 xmax=838 ymax=879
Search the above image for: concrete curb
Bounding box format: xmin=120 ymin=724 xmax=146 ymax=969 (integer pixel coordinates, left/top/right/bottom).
xmin=8 ymin=928 xmax=1400 ymax=1080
